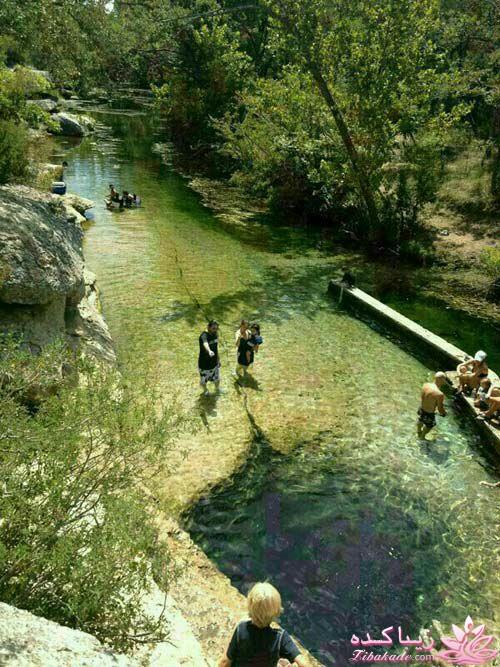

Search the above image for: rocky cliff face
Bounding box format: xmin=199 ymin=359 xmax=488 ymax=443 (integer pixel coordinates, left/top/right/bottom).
xmin=0 ymin=185 xmax=114 ymax=362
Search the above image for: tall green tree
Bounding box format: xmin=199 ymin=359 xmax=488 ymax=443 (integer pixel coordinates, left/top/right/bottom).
xmin=262 ymin=0 xmax=453 ymax=239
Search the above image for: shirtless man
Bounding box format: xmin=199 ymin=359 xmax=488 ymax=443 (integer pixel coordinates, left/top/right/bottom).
xmin=418 ymin=372 xmax=448 ymax=439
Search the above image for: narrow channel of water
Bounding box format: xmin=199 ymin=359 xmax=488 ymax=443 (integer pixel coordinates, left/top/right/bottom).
xmin=55 ymin=111 xmax=498 ymax=666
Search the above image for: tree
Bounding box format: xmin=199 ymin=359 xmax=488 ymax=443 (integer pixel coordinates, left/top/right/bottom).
xmin=0 ymin=341 xmax=182 ymax=649
xmin=153 ymin=0 xmax=253 ymax=153
xmin=262 ymin=0 xmax=450 ymax=240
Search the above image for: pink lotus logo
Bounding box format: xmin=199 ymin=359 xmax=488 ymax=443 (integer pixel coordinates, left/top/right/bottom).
xmin=438 ymin=616 xmax=498 ymax=665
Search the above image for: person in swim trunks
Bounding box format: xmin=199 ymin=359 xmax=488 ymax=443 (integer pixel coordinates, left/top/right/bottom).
xmin=418 ymin=372 xmax=448 ymax=439
xmin=198 ymin=320 xmax=221 ymax=395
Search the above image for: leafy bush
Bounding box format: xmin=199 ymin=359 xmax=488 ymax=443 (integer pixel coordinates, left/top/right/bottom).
xmin=481 ymin=247 xmax=500 ymax=300
xmin=0 ymin=120 xmax=29 ymax=184
xmin=0 ymin=341 xmax=182 ymax=650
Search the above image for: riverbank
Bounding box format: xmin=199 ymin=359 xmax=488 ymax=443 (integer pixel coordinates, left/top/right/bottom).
xmin=188 ymin=175 xmax=500 ymax=328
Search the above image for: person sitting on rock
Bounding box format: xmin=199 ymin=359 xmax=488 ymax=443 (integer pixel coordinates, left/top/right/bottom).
xmin=477 ymin=394 xmax=500 ymax=422
xmin=456 ymin=350 xmax=488 ymax=394
xmin=474 ymin=378 xmax=492 ymax=411
xmin=218 ymin=582 xmax=307 ymax=667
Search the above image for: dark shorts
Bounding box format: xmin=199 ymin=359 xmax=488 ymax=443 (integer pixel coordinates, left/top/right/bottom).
xmin=418 ymin=408 xmax=436 ymax=428
xmin=199 ymin=365 xmax=220 ymax=385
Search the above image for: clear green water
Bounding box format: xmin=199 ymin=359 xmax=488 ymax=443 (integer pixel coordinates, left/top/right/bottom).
xmin=56 ymin=111 xmax=498 ymax=666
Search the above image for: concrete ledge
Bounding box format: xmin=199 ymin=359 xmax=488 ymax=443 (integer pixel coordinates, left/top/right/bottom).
xmin=328 ymin=280 xmax=500 ymax=453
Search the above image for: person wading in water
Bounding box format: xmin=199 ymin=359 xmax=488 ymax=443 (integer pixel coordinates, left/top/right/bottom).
xmin=198 ymin=320 xmax=221 ymax=395
xmin=235 ymin=319 xmax=251 ymax=379
xmin=417 ymin=372 xmax=448 ymax=439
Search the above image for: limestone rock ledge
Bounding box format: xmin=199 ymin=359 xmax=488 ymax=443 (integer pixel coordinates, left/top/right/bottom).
xmin=0 ymin=185 xmax=115 ymax=362
xmin=0 ymin=598 xmax=208 ymax=667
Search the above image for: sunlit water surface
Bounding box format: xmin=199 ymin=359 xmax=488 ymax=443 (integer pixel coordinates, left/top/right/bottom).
xmin=57 ymin=111 xmax=498 ymax=666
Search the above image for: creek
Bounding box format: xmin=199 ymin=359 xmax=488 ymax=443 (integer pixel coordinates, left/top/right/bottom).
xmin=55 ymin=109 xmax=499 ymax=666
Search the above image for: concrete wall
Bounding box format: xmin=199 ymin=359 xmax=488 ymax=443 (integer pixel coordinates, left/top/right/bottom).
xmin=328 ymin=280 xmax=500 ymax=453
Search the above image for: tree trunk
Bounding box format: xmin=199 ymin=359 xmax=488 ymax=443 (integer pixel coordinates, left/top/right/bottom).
xmin=307 ymin=61 xmax=380 ymax=236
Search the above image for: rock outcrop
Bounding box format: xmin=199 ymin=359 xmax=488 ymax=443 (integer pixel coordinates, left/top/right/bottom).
xmin=0 ymin=598 xmax=208 ymax=666
xmin=0 ymin=603 xmax=133 ymax=666
xmin=0 ymin=185 xmax=114 ymax=361
xmin=49 ymin=112 xmax=95 ymax=137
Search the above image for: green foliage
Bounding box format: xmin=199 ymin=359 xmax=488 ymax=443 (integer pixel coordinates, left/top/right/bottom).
xmin=0 ymin=0 xmax=497 ymax=244
xmin=154 ymin=6 xmax=252 ymax=152
xmin=438 ymin=140 xmax=496 ymax=214
xmin=0 ymin=341 xmax=181 ymax=650
xmin=0 ymin=120 xmax=29 ymax=184
xmin=0 ymin=63 xmax=54 ymax=183
xmin=481 ymin=246 xmax=500 ymax=299
xmin=0 ymin=65 xmax=51 ymax=122
xmin=216 ymin=67 xmax=353 ymax=219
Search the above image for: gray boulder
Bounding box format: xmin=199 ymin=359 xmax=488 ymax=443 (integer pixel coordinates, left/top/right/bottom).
xmin=0 ymin=186 xmax=114 ymax=362
xmin=0 ymin=185 xmax=84 ymax=306
xmin=49 ymin=112 xmax=94 ymax=137
xmin=0 ymin=603 xmax=133 ymax=667
xmin=26 ymin=98 xmax=59 ymax=113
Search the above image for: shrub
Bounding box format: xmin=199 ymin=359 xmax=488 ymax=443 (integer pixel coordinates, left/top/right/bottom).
xmin=0 ymin=120 xmax=29 ymax=184
xmin=0 ymin=341 xmax=182 ymax=650
xmin=481 ymin=246 xmax=500 ymax=300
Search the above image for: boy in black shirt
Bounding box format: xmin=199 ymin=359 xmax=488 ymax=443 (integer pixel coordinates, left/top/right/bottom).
xmin=218 ymin=582 xmax=306 ymax=667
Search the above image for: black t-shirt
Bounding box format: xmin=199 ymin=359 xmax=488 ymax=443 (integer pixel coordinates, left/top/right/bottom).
xmin=198 ymin=331 xmax=218 ymax=370
xmin=237 ymin=336 xmax=253 ymax=366
xmin=227 ymin=620 xmax=300 ymax=667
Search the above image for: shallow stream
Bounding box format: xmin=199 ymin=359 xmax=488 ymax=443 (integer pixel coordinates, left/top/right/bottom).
xmin=56 ymin=110 xmax=498 ymax=665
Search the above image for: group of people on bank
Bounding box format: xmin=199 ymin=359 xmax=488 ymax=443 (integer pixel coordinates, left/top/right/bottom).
xmin=198 ymin=319 xmax=263 ymax=395
xmin=418 ymin=349 xmax=500 ymax=439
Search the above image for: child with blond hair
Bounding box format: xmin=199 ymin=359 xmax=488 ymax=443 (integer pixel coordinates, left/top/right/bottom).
xmin=218 ymin=582 xmax=307 ymax=667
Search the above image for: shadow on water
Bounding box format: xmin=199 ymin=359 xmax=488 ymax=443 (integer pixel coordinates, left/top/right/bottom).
xmin=183 ymin=438 xmax=455 ymax=666
xmin=158 ymin=263 xmax=338 ymax=329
